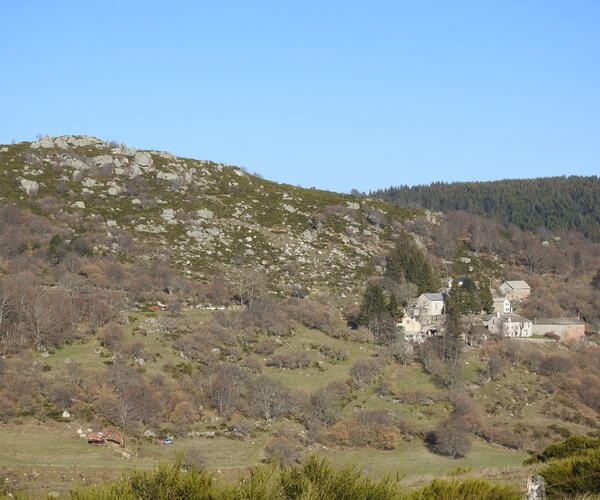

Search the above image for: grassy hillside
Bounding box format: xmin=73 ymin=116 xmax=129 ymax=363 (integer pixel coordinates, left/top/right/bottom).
xmin=0 ymin=135 xmax=415 ymax=291
xmin=2 ymin=136 xmax=600 ymax=497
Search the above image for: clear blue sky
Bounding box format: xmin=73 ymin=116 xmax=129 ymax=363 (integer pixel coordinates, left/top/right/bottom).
xmin=1 ymin=1 xmax=599 ymax=192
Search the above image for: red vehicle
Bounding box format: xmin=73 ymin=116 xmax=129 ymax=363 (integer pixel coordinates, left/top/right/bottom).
xmin=87 ymin=429 xmax=125 ymax=447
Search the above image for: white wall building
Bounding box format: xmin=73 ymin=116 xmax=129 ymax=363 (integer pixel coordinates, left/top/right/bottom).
xmin=488 ymin=312 xmax=532 ymax=338
xmin=493 ymin=296 xmax=512 ymax=314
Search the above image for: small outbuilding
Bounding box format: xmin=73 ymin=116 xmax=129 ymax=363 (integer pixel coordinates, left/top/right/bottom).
xmin=532 ymin=318 xmax=586 ymax=342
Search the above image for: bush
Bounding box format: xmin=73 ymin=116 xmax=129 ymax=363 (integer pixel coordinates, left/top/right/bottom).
xmin=539 ymin=354 xmax=573 ymax=376
xmin=429 ymin=416 xmax=472 ymax=458
xmin=264 ymin=437 xmax=301 ymax=466
xmin=268 ymin=350 xmax=311 ymax=369
xmin=28 ymin=454 xmax=525 ymax=499
xmin=524 ymin=435 xmax=600 ymax=464
xmin=540 ymin=448 xmax=600 ymax=497
xmin=350 ymin=358 xmax=383 ymax=385
xmin=69 ymin=460 xmax=217 ymax=500
xmin=409 ymin=478 xmax=521 ymax=500
xmin=183 ymin=447 xmax=207 ymax=470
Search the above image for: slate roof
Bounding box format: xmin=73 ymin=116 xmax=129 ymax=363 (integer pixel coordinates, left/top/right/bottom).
xmin=496 ymin=313 xmax=531 ymax=323
xmin=422 ymin=293 xmax=445 ymax=302
xmin=503 ymin=281 xmax=531 ymax=290
xmin=534 ymin=317 xmax=585 ymax=325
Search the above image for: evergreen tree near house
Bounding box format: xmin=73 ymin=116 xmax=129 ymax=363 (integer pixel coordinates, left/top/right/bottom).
xmin=446 ymin=278 xmax=478 ymax=315
xmin=479 ymin=280 xmax=494 ymax=314
xmin=358 ymin=283 xmax=400 ymax=344
xmin=446 ymin=277 xmax=493 ymax=315
xmin=385 ymin=232 xmax=438 ymax=294
xmin=358 ymin=283 xmax=388 ymax=326
xmin=386 ymin=293 xmax=402 ymax=321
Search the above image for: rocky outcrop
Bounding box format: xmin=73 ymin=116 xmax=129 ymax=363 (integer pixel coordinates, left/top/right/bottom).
xmin=19 ymin=178 xmax=39 ymax=196
xmin=4 ymin=135 xmax=412 ymax=291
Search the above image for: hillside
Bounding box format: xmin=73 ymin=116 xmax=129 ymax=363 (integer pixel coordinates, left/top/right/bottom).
xmin=373 ymin=176 xmax=600 ymax=241
xmin=2 ymin=136 xmax=600 ymax=498
xmin=0 ymin=135 xmax=413 ymax=293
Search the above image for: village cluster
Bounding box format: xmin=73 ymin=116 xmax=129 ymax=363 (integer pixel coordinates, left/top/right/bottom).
xmin=400 ymin=280 xmax=586 ymax=344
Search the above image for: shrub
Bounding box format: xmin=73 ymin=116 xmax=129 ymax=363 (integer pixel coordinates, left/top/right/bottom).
xmin=350 ymin=358 xmax=383 ymax=385
xmin=183 ymin=447 xmax=207 ymax=469
xmin=524 ymin=435 xmax=600 ymax=464
xmin=264 ymin=437 xmax=301 ymax=466
xmin=540 ymin=448 xmax=600 ymax=497
xmin=268 ymin=350 xmax=311 ymax=369
xmin=28 ymin=454 xmax=525 ymax=499
xmin=539 ymin=354 xmax=573 ymax=376
xmin=409 ymin=478 xmax=521 ymax=500
xmin=429 ymin=416 xmax=472 ymax=458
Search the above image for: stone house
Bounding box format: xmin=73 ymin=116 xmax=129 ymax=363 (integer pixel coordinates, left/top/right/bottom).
xmin=532 ymin=318 xmax=586 ymax=342
xmin=498 ymin=281 xmax=531 ymax=301
xmin=414 ymin=292 xmax=446 ymax=320
xmin=488 ymin=312 xmax=533 ymax=338
xmin=493 ymin=296 xmax=512 ymax=314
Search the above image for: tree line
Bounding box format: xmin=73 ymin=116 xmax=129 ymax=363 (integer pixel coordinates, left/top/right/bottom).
xmin=373 ymin=176 xmax=600 ymax=241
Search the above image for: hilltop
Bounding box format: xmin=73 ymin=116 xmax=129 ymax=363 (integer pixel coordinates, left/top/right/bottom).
xmin=1 ymin=135 xmax=414 ymax=293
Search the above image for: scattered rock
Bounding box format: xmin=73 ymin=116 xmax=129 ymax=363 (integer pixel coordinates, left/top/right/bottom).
xmin=19 ymin=178 xmax=39 ymax=196
xmin=301 ymin=230 xmax=317 ymax=242
xmin=157 ymin=172 xmax=180 ymax=182
xmin=161 ymin=208 xmax=177 ymax=224
xmin=30 ymin=136 xmax=56 ymax=149
xmin=134 ymin=151 xmax=153 ymax=168
xmin=197 ymin=208 xmax=214 ymax=219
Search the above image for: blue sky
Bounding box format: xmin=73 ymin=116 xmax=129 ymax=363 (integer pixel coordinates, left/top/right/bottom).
xmin=1 ymin=1 xmax=599 ymax=192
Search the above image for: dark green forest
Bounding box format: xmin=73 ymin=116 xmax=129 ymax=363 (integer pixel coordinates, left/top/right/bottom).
xmin=373 ymin=176 xmax=600 ymax=241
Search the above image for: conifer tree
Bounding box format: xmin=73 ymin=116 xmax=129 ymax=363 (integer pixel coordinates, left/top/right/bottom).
xmin=479 ymin=281 xmax=494 ymax=314
xmin=387 ymin=294 xmax=402 ymax=320
xmin=385 ymin=233 xmax=438 ymax=294
xmin=358 ymin=283 xmax=388 ymax=326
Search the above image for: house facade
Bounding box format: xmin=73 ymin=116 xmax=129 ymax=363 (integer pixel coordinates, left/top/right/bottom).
xmin=414 ymin=293 xmax=446 ymax=319
xmin=498 ymin=281 xmax=531 ymax=301
xmin=532 ymin=318 xmax=586 ymax=342
xmin=488 ymin=312 xmax=533 ymax=338
xmin=399 ymin=315 xmax=421 ymax=333
xmin=493 ymin=296 xmax=512 ymax=314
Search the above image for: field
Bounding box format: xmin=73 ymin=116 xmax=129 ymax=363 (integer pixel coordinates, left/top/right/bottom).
xmin=0 ymin=419 xmax=527 ymax=497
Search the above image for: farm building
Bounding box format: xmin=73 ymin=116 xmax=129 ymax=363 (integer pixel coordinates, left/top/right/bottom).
xmin=498 ymin=281 xmax=531 ymax=301
xmin=533 ymin=318 xmax=586 ymax=342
